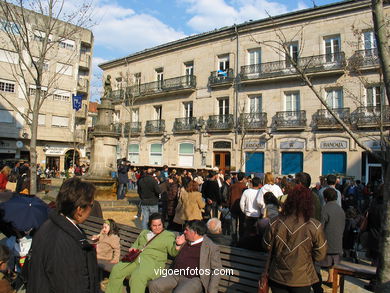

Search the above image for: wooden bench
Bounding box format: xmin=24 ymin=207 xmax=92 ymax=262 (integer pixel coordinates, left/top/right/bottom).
xmin=80 ymin=216 xmax=267 ymax=293
xmin=332 ymin=260 xmax=376 ymax=293
xmin=38 ymin=179 xmax=52 ymax=192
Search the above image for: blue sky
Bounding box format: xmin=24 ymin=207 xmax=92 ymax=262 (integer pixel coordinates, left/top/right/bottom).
xmin=89 ymin=0 xmax=340 ymax=100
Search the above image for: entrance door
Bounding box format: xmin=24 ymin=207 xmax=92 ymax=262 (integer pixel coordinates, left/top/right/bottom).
xmin=367 ymin=164 xmax=382 ymax=185
xmin=245 ymin=152 xmax=264 ymax=174
xmin=214 ymin=152 xmax=231 ymax=172
xmin=46 ymin=156 xmax=60 ymax=171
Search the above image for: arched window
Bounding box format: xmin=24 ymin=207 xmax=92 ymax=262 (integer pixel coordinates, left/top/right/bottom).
xmin=179 ymin=143 xmax=194 ymax=167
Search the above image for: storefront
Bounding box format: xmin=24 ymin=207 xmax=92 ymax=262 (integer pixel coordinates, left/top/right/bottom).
xmin=320 ymin=140 xmax=348 ymax=176
xmin=244 ymin=140 xmax=266 ymax=173
xmin=280 ymin=140 xmax=304 ymax=175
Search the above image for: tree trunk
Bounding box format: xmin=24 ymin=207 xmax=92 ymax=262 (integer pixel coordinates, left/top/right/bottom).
xmin=29 ymin=108 xmax=39 ymax=195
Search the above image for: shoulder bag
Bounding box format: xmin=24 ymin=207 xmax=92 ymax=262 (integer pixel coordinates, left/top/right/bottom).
xmin=122 ymin=231 xmax=162 ymax=262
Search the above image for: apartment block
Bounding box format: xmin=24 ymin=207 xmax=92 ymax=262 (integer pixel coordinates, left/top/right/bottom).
xmin=100 ymin=0 xmax=387 ymax=183
xmin=0 ymin=3 xmax=94 ymax=171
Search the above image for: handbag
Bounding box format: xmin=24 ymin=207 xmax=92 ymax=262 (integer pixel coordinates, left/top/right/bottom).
xmin=121 ymin=231 xmax=162 ymax=262
xmin=258 ymin=232 xmax=272 ymax=293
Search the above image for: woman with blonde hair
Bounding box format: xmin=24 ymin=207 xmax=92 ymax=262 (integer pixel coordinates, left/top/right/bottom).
xmin=256 ymin=172 xmax=283 ymax=216
xmin=181 ymin=180 xmax=206 ymax=221
xmin=0 ymin=166 xmax=11 ymax=192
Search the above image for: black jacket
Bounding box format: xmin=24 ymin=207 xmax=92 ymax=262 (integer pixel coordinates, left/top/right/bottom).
xmin=201 ymin=179 xmax=221 ymax=204
xmin=27 ymin=211 xmax=99 ymax=293
xmin=117 ymin=164 xmax=130 ymax=184
xmin=137 ymin=175 xmax=161 ymax=205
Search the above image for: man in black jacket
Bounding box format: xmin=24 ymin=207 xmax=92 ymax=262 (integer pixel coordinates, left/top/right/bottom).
xmin=117 ymin=159 xmax=130 ymax=200
xmin=201 ymin=171 xmax=221 ymax=219
xmin=137 ymin=168 xmax=161 ymax=229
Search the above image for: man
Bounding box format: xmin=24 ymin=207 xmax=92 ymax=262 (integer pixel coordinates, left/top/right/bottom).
xmin=220 ymin=174 xmax=231 ymax=207
xmin=117 ymin=158 xmax=130 ymax=200
xmin=201 ymin=171 xmax=220 ymax=219
xmin=295 ymin=172 xmax=321 ymax=221
xmin=106 ymin=213 xmax=177 ymax=293
xmin=138 ymin=168 xmax=161 ymax=229
xmin=206 ymin=218 xmax=232 ymax=246
xmin=149 ymin=220 xmax=222 ymax=293
xmin=228 ymin=172 xmax=246 ymax=244
xmin=318 ymin=174 xmax=342 ymax=207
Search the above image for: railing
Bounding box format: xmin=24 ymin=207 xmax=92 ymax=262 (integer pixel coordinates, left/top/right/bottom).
xmin=124 ymin=122 xmax=141 ymax=135
xmin=315 ymin=108 xmax=350 ymax=128
xmin=274 ymin=110 xmax=306 ymax=129
xmin=209 ymin=69 xmax=234 ymax=86
xmin=111 ymin=89 xmax=126 ymax=102
xmin=239 ymin=112 xmax=267 ymax=130
xmin=79 ymin=53 xmax=91 ymax=68
xmin=130 ymin=75 xmax=196 ymax=97
xmin=145 ymin=120 xmax=165 ymax=134
xmin=351 ymin=105 xmax=390 ymax=126
xmin=206 ymin=114 xmax=234 ymax=131
xmin=240 ymin=52 xmax=345 ymax=80
xmin=112 ymin=123 xmax=122 ymax=134
xmin=75 ymin=103 xmax=88 ymax=118
xmin=350 ymin=49 xmax=380 ymax=68
xmin=173 ymin=117 xmax=197 ymax=133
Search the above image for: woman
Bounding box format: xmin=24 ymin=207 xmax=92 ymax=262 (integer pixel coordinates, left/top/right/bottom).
xmin=181 ymin=180 xmax=205 ymax=221
xmin=0 ymin=166 xmax=11 ymax=192
xmin=257 ymin=172 xmax=284 ymax=214
xmin=92 ymin=219 xmax=121 ymax=270
xmin=106 ymin=213 xmax=178 ymax=293
xmin=166 ymin=175 xmax=179 ymax=227
xmin=27 ymin=177 xmax=99 ymax=293
xmin=263 ymin=185 xmax=327 ymax=293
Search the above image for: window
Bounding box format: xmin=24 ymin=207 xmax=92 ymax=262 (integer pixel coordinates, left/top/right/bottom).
xmin=286 ymin=42 xmax=298 ymax=67
xmin=363 ymin=31 xmax=376 ymax=52
xmin=248 ymin=48 xmax=261 ymax=65
xmin=218 ymin=55 xmax=230 ymax=71
xmin=31 ymin=57 xmax=49 ymax=71
xmin=134 ymin=73 xmax=141 ymax=86
xmin=249 ymin=95 xmax=262 ymax=113
xmin=0 ymin=49 xmax=18 ymax=64
xmin=322 ymin=152 xmax=346 ymax=175
xmin=33 ymin=30 xmax=52 ymax=42
xmin=285 ymin=92 xmax=300 ymax=111
xmin=326 ymin=88 xmax=343 ymax=108
xmin=324 ymin=36 xmax=341 ymax=62
xmin=51 ymin=115 xmax=69 ymax=127
xmin=53 ymin=89 xmax=70 ymax=101
xmin=185 ymin=61 xmax=194 ymax=76
xmin=0 ymin=80 xmax=15 ymax=93
xmin=183 ymin=102 xmax=193 ymax=118
xmin=0 ymin=109 xmax=13 ymax=123
xmin=28 ymin=113 xmax=46 ymax=125
xmin=366 ymin=85 xmax=383 ymax=107
xmin=132 ymin=108 xmax=139 ymax=122
xmin=281 ymin=152 xmax=303 ymax=175
xmin=113 ymin=110 xmax=120 ymax=123
xmin=178 ymin=143 xmax=194 ymax=167
xmin=154 ymin=105 xmax=162 ymax=120
xmin=0 ymin=20 xmax=20 ymax=34
xmin=59 ymin=38 xmax=75 ymax=50
xmin=56 ymin=63 xmax=73 ymax=76
xmin=150 ymin=143 xmax=162 ymax=165
xmin=219 ymin=98 xmax=229 ymax=116
xmin=156 ymin=68 xmax=163 ymax=89
xmin=128 ymin=144 xmax=139 ymax=164
xmin=29 ymin=85 xmax=47 ymax=96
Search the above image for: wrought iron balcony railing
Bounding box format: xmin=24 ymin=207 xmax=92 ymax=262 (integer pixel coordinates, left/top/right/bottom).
xmin=206 ymin=114 xmax=234 ymax=131
xmin=350 ymin=49 xmax=379 ymax=68
xmin=239 ymin=112 xmax=267 ymax=130
xmin=124 ymin=122 xmax=141 ymax=135
xmin=240 ymin=52 xmax=345 ymax=80
xmin=130 ymin=75 xmax=196 ymax=97
xmin=351 ymin=105 xmax=390 ymax=127
xmin=145 ymin=120 xmax=165 ymax=134
xmin=112 ymin=123 xmax=122 ymax=134
xmin=208 ymin=69 xmax=234 ymax=86
xmin=173 ymin=117 xmax=197 ymax=133
xmin=315 ymin=108 xmax=350 ymax=128
xmin=274 ymin=110 xmax=307 ymax=129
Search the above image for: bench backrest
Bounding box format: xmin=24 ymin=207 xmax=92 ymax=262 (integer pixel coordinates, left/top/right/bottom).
xmin=80 ymin=216 xmax=267 ymax=293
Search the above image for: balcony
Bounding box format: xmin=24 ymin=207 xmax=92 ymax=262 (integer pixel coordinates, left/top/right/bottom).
xmin=206 ymin=115 xmax=234 ymax=132
xmin=315 ymin=108 xmax=350 ymax=130
xmin=240 ymin=52 xmax=345 ymax=83
xmin=239 ymin=112 xmax=267 ymax=131
xmin=129 ymin=75 xmax=196 ymax=98
xmin=74 ymin=129 xmax=86 ymax=143
xmin=145 ymin=120 xmax=165 ymax=135
xmin=124 ymin=122 xmax=141 ymax=136
xmin=208 ymin=69 xmax=234 ymax=88
xmin=349 ymin=49 xmax=380 ymax=69
xmin=112 ymin=123 xmax=122 ymax=135
xmin=173 ymin=117 xmax=197 ymax=133
xmin=75 ymin=102 xmax=88 ymax=119
xmin=79 ymin=53 xmax=91 ymax=69
xmin=111 ymin=89 xmax=126 ymax=103
xmin=274 ymin=110 xmax=306 ymax=131
xmin=351 ymin=105 xmax=390 ymax=129
xmin=77 ymin=78 xmax=89 ymax=93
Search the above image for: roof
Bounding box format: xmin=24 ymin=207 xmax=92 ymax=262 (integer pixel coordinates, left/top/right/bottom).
xmin=99 ymin=0 xmax=365 ymax=69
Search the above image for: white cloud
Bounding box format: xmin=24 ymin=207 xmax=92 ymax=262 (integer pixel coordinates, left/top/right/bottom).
xmin=182 ymin=0 xmax=305 ymax=32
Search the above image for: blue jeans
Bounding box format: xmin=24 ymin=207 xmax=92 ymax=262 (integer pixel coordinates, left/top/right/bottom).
xmin=141 ymin=205 xmax=158 ymax=229
xmin=117 ymin=183 xmax=127 ymax=200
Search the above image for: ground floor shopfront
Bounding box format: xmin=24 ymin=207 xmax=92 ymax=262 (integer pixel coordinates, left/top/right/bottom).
xmin=118 ymin=132 xmax=383 ymax=184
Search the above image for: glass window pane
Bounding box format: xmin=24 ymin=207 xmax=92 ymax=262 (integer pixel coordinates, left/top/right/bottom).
xmin=129 ymin=144 xmax=139 ymax=153
xmin=179 ymin=143 xmax=194 ymax=154
xmin=151 ymin=143 xmax=162 ymax=153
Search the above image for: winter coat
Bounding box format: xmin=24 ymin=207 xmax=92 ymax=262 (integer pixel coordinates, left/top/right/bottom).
xmin=263 ymin=216 xmax=327 ymax=287
xmin=96 ymin=233 xmax=121 ymax=263
xmin=166 ymin=179 xmax=179 ymax=216
xmin=321 ymin=201 xmax=345 ymax=255
xmin=228 ymin=181 xmax=247 ymax=215
xmin=181 ymin=191 xmax=205 ymax=221
xmin=137 ymin=175 xmax=161 ymax=205
xmin=117 ymin=164 xmax=129 ymax=184
xmin=27 ymin=211 xmax=99 ymax=293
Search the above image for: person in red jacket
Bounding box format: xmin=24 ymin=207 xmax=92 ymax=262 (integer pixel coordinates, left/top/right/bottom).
xmin=0 ymin=166 xmax=11 ymax=191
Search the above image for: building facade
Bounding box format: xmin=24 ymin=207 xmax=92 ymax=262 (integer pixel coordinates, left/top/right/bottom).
xmin=100 ymin=0 xmax=387 ymax=183
xmin=0 ymin=4 xmax=94 ymax=171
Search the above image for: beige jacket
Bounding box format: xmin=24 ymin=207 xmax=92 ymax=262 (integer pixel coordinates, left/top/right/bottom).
xmin=96 ymin=233 xmax=121 ymax=263
xmin=263 ymin=216 xmax=327 ymax=287
xmin=181 ymin=190 xmax=205 ymax=221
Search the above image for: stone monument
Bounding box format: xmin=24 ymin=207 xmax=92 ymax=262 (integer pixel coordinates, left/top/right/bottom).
xmin=85 ymin=75 xmax=120 ymax=186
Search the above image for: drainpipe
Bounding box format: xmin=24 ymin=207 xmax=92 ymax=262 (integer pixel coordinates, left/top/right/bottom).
xmin=234 ymin=24 xmax=239 ymax=145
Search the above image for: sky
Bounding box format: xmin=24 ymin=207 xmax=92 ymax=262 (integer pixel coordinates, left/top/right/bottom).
xmin=87 ymin=0 xmax=341 ymax=100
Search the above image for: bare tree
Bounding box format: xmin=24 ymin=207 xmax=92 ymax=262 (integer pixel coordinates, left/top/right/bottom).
xmin=0 ymin=0 xmax=93 ymax=194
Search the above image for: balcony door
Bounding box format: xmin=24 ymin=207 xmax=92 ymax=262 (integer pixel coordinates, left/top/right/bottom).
xmin=218 ymin=55 xmax=229 ymax=72
xmin=324 ymin=36 xmax=340 ymax=63
xmin=214 ymin=151 xmax=231 ymax=172
xmin=185 ymin=61 xmax=194 ymax=86
xmin=156 ymin=68 xmax=163 ymax=90
xmin=218 ymin=98 xmax=229 ymax=123
xmin=183 ymin=102 xmax=193 ymax=125
xmin=285 ymin=42 xmax=298 ymax=68
xmin=363 ymin=31 xmax=377 ymax=56
xmin=366 ymin=86 xmax=383 ymax=107
xmin=249 ymin=95 xmax=262 ymax=122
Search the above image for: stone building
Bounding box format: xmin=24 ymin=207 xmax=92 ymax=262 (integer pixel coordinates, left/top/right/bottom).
xmin=0 ymin=3 xmax=94 ymax=171
xmin=99 ymin=0 xmax=387 ymax=183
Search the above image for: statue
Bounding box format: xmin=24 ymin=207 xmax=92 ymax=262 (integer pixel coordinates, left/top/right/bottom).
xmin=103 ymin=75 xmax=112 ymax=99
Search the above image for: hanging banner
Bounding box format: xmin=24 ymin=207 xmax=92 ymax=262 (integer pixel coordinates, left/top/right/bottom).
xmin=72 ymin=94 xmax=83 ymax=111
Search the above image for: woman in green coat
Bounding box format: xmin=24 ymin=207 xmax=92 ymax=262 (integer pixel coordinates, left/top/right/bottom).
xmin=106 ymin=213 xmax=178 ymax=293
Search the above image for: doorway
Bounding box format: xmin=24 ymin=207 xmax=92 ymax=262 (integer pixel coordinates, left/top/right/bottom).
xmin=214 ymin=152 xmax=231 ymax=172
xmin=367 ymin=164 xmax=382 ymax=186
xmin=46 ymin=156 xmax=60 ymax=171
